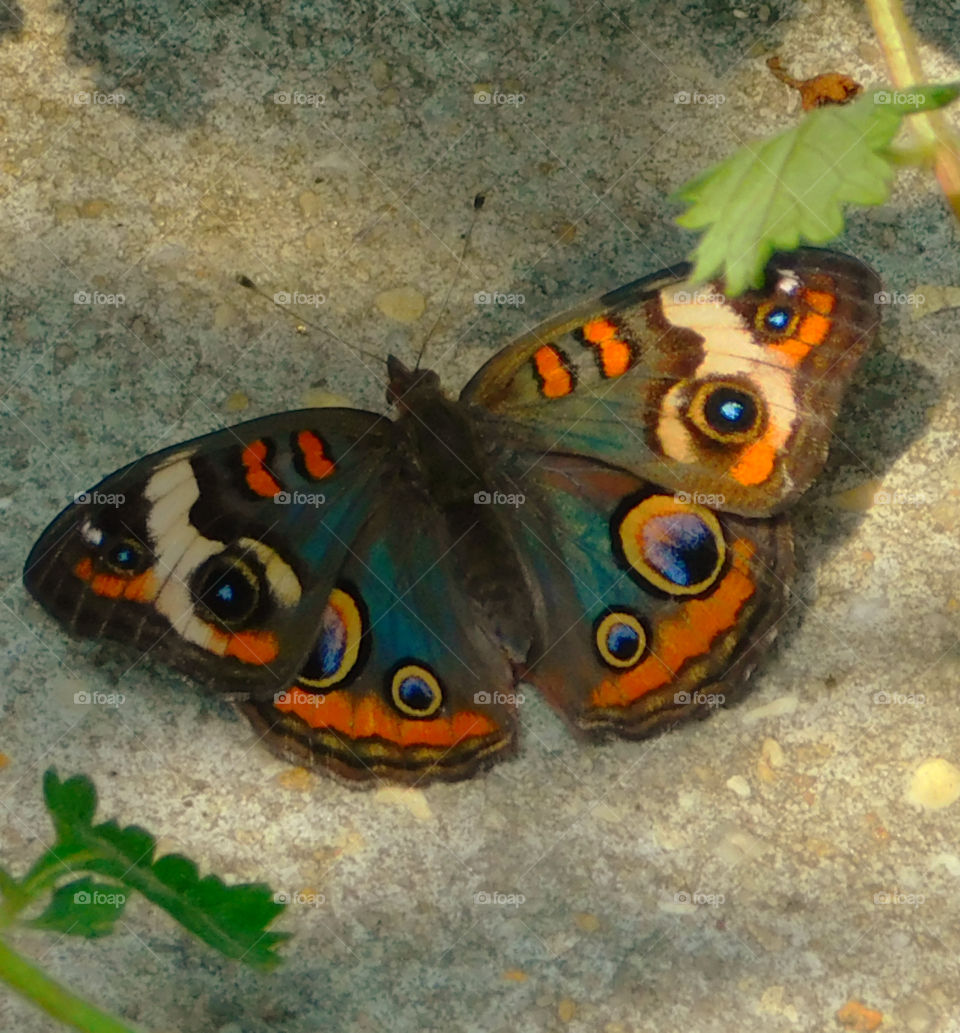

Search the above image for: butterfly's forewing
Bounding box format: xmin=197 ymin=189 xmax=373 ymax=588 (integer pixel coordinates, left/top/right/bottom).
xmin=240 ymin=492 xmax=520 ymax=785
xmin=514 ymin=454 xmax=792 ymax=736
xmin=24 ymin=410 xmax=390 ymax=696
xmin=461 ymin=248 xmax=881 ymax=516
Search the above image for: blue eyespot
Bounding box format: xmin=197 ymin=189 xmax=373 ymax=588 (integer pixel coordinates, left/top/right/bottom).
xmin=390 ymin=664 xmax=443 ymax=717
xmin=643 ymin=512 xmax=720 ymax=590
xmin=595 ymin=611 xmax=647 ymax=669
xmin=105 ymin=540 xmax=146 ymax=574
xmin=300 ymin=587 xmax=365 ymax=688
xmin=764 ymin=306 xmax=792 ymax=331
xmin=194 ymin=557 xmax=260 ymax=624
xmin=702 ymin=386 xmax=758 ymax=436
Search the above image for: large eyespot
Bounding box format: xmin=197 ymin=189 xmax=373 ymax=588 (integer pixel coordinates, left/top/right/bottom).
xmin=688 ymin=381 xmax=764 ymax=445
xmin=103 ymin=538 xmax=150 ymax=576
xmin=193 ymin=554 xmax=261 ymax=626
xmin=755 ymin=301 xmax=799 ymax=337
xmin=390 ymin=663 xmax=443 ymax=718
xmin=595 ymin=611 xmax=647 ymax=669
xmin=616 ymin=494 xmax=726 ymax=596
xmin=300 ymin=587 xmax=366 ymax=688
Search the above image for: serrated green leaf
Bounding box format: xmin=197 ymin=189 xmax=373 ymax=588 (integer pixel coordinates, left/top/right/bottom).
xmin=39 ymin=770 xmax=289 ymax=967
xmin=672 ymin=82 xmax=960 ymax=295
xmin=27 ymin=877 xmax=127 ymax=938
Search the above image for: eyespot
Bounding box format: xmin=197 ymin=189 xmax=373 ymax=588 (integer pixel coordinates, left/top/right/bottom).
xmin=688 ymin=381 xmax=764 ymax=445
xmin=616 ymin=494 xmax=726 ymax=596
xmin=300 ymin=587 xmax=366 ymax=688
xmin=595 ymin=611 xmax=647 ymax=669
xmin=193 ymin=555 xmax=261 ymax=626
xmin=390 ymin=664 xmax=443 ymax=718
xmin=755 ymin=301 xmax=799 ymax=337
xmin=103 ymin=538 xmax=149 ymax=576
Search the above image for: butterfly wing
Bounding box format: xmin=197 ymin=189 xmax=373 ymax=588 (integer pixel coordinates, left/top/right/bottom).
xmin=512 ymin=453 xmax=793 ymax=736
xmin=239 ymin=490 xmax=520 ymax=785
xmin=24 ymin=410 xmax=391 ymax=696
xmin=461 ymin=248 xmax=880 ymax=516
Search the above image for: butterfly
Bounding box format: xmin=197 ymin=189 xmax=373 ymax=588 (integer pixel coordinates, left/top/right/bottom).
xmin=24 ymin=248 xmax=881 ymax=785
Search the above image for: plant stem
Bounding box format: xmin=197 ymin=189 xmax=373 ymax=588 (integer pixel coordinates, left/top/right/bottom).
xmin=0 ymin=936 xmax=142 ymax=1033
xmin=865 ymin=0 xmax=960 ymax=218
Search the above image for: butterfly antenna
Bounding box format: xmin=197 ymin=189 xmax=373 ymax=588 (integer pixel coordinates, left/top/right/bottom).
xmin=235 ymin=275 xmax=385 ymax=365
xmin=414 ymin=190 xmax=487 ymax=370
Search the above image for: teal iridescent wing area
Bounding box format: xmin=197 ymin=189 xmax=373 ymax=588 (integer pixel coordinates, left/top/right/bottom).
xmin=513 ymin=454 xmax=793 ymax=736
xmin=239 ymin=495 xmax=520 ymax=784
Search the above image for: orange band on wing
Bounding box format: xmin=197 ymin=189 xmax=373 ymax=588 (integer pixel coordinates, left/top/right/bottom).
xmin=581 ymin=318 xmax=633 ymax=377
xmin=241 ymin=440 xmax=282 ymax=498
xmin=803 ymin=289 xmax=836 ymax=316
xmin=296 ymin=430 xmax=335 ymax=480
xmin=729 ymin=437 xmax=778 ymax=486
xmin=221 ymin=630 xmax=280 ymax=665
xmin=589 ymin=540 xmax=756 ymax=709
xmin=276 ymin=689 xmax=499 ymax=747
xmin=533 ymin=345 xmax=574 ymax=398
xmin=797 ymin=312 xmax=831 ymax=346
xmin=73 ymin=557 xmax=158 ymax=602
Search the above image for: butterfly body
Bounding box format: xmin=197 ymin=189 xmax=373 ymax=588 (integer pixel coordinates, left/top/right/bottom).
xmin=25 ymin=249 xmax=881 ymax=784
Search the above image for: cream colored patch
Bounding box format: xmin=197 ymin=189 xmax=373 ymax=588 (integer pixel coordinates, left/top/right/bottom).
xmin=655 ymin=382 xmax=698 ymax=463
xmin=658 ymin=290 xmax=798 ymax=469
xmin=374 ymin=786 xmax=433 ymax=821
xmin=238 ymin=537 xmax=302 ymax=606
xmin=144 ymin=456 xmax=227 ymax=652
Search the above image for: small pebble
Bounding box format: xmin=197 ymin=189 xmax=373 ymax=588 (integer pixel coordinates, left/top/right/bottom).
xmin=906 ymin=758 xmax=960 ymax=810
xmin=375 ymin=286 xmax=425 ymax=323
xmin=726 ymin=774 xmax=751 ymax=798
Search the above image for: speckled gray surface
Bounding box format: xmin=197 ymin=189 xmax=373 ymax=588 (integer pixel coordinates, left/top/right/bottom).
xmin=3 ymin=1 xmax=960 ymax=1031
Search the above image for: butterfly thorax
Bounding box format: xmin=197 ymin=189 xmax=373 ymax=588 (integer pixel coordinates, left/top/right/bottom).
xmin=388 ymin=355 xmax=538 ymax=664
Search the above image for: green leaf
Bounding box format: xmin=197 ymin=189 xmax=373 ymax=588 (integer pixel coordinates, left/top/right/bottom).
xmin=672 ymin=82 xmax=960 ymax=295
xmin=27 ymin=878 xmax=128 ymax=938
xmin=39 ymin=771 xmax=289 ymax=967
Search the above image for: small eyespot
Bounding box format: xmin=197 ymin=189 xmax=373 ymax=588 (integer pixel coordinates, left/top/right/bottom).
xmin=390 ymin=664 xmax=443 ymax=718
xmin=104 ymin=538 xmax=149 ymax=575
xmin=595 ymin=611 xmax=647 ymax=669
xmin=193 ymin=555 xmax=261 ymax=626
xmin=688 ymin=381 xmax=764 ymax=445
xmin=755 ymin=301 xmax=798 ymax=337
